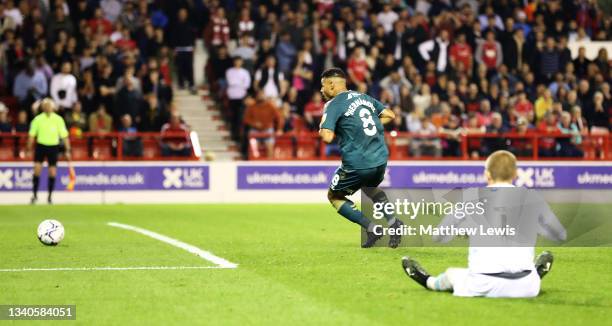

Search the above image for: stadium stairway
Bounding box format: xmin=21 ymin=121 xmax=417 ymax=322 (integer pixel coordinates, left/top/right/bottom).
xmin=175 ymin=89 xmax=241 ymax=161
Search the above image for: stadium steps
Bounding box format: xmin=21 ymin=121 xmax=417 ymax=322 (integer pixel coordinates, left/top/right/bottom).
xmin=174 ymin=89 xmax=241 ymax=161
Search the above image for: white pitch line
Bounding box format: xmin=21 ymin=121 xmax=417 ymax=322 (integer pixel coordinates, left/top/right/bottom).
xmin=107 ymin=222 xmax=238 ymax=269
xmin=0 ymin=266 xmax=230 ymax=272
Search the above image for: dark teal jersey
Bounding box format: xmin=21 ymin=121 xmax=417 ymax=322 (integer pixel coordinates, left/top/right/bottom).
xmin=320 ymin=91 xmax=389 ymax=170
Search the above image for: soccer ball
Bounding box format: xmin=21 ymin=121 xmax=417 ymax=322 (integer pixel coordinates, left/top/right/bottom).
xmin=37 ymin=219 xmax=65 ymax=246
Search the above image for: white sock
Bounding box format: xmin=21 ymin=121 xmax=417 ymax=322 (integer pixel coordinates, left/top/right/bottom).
xmin=426 ymin=273 xmax=453 ymax=291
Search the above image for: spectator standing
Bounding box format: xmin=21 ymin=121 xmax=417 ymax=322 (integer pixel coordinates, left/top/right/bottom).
xmin=172 ymin=8 xmax=196 ymax=93
xmin=114 ymin=77 xmax=142 ymax=124
xmin=225 ymin=57 xmax=251 ymax=139
xmin=254 ymin=56 xmax=285 ymax=102
xmin=538 ymin=37 xmax=560 ymax=83
xmin=347 ymin=47 xmax=370 ymax=87
xmin=50 ymin=62 xmax=78 ymax=112
xmin=209 ymin=7 xmax=230 ymax=47
xmin=418 ymin=30 xmax=451 ymax=73
xmin=377 ymin=3 xmax=399 ymax=33
xmin=304 ymin=92 xmax=324 ymax=130
xmin=475 ymin=31 xmax=502 ymax=74
xmin=449 ymin=33 xmax=473 ymax=75
xmin=275 ymin=33 xmax=297 ymax=75
xmin=13 ymin=61 xmax=48 ymax=109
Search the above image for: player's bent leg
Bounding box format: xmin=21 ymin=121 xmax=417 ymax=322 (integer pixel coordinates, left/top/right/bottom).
xmin=362 ymin=187 xmax=404 ymax=248
xmin=327 ymin=189 xmax=382 ymax=248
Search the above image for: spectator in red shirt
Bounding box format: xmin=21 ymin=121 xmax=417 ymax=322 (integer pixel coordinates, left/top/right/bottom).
xmin=304 ymin=92 xmax=324 ymax=130
xmin=477 ymin=99 xmax=493 ymax=126
xmin=115 ymin=28 xmax=136 ymax=51
xmin=88 ymin=8 xmax=113 ymax=35
xmin=476 ymin=31 xmax=502 ymax=73
xmin=537 ymin=112 xmax=559 ymax=157
xmin=464 ymin=83 xmax=482 ymax=113
xmin=347 ymin=47 xmax=370 ymax=87
xmin=209 ymin=7 xmax=230 ymax=47
xmin=161 ymin=113 xmax=191 ymax=157
xmin=509 ymin=117 xmax=535 ymax=157
xmin=449 ymin=33 xmax=473 ymax=75
xmin=514 ymin=92 xmax=534 ymax=119
xmin=243 ymin=90 xmax=284 ymax=158
xmin=464 ymin=112 xmax=485 ymax=158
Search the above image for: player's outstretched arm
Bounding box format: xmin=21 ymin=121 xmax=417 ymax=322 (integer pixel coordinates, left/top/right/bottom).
xmin=379 ymin=108 xmax=395 ymax=125
xmin=319 ymin=128 xmax=335 ymax=144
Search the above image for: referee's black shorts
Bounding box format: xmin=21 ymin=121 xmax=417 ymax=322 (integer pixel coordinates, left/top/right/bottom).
xmin=34 ymin=144 xmax=60 ymax=166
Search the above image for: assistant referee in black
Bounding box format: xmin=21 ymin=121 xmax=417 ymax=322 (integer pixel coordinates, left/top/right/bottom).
xmin=27 ymin=98 xmax=71 ymax=204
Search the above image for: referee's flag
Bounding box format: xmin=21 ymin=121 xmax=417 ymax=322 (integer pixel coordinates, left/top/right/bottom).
xmin=66 ymin=165 xmax=76 ymax=191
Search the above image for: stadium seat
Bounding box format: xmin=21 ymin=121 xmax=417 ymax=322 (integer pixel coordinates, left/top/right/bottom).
xmin=296 ymin=137 xmax=318 ymax=159
xmin=70 ymin=139 xmax=89 ymax=161
xmin=92 ymin=138 xmax=114 ymax=160
xmin=142 ymin=139 xmax=161 ymax=159
xmin=0 ymin=139 xmax=14 ymax=160
xmin=273 ymin=137 xmax=294 ymax=159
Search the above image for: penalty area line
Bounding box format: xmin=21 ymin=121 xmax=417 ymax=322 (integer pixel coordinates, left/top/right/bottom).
xmin=0 ymin=266 xmax=231 ymax=272
xmin=107 ymin=222 xmax=238 ymax=269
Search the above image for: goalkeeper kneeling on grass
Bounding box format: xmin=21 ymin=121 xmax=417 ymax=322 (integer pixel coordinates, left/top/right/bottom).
xmin=402 ymin=150 xmax=566 ymax=298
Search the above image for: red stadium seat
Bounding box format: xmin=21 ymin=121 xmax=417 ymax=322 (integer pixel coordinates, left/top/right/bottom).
xmin=296 ymin=137 xmax=318 ymax=159
xmin=92 ymin=138 xmax=114 ymax=160
xmin=142 ymin=139 xmax=160 ymax=159
xmin=0 ymin=140 xmax=14 ymax=160
xmin=273 ymin=137 xmax=293 ymax=159
xmin=70 ymin=139 xmax=89 ymax=161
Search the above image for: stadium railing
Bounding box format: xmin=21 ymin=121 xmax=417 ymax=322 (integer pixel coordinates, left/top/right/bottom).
xmin=246 ymin=131 xmax=611 ymax=161
xmin=0 ymin=132 xmax=199 ymax=161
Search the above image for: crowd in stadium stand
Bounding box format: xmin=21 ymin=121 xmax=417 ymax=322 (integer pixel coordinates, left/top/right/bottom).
xmin=0 ymin=0 xmax=611 ymax=160
xmin=204 ymin=0 xmax=611 ymax=159
xmin=0 ymin=0 xmax=199 ymax=157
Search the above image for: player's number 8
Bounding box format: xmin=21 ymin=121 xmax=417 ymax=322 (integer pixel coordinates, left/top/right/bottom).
xmin=359 ymin=108 xmax=377 ymax=136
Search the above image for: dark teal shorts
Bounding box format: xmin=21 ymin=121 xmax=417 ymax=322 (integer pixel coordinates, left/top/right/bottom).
xmin=329 ymin=164 xmax=387 ymax=195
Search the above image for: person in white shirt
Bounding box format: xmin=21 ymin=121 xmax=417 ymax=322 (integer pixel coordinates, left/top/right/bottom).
xmin=402 ymin=150 xmax=566 ymax=298
xmin=226 ymin=57 xmax=251 ymax=140
xmin=254 ymin=56 xmax=285 ymax=106
xmin=377 ymin=4 xmax=399 ymax=33
xmin=50 ymin=61 xmax=78 ymax=111
xmin=418 ymin=30 xmax=450 ymax=73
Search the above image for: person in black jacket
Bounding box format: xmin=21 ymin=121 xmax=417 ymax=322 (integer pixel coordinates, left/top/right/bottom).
xmin=171 ymin=8 xmax=196 ymax=93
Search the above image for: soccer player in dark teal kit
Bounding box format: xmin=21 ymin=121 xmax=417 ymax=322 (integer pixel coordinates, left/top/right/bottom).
xmin=319 ymin=68 xmax=404 ymax=248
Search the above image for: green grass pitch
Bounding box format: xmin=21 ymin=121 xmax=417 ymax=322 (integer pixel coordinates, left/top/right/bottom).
xmin=1 ymin=204 xmax=611 ymax=325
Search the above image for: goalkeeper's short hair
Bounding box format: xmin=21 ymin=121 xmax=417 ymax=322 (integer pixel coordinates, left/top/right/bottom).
xmin=485 ymin=150 xmax=517 ymax=181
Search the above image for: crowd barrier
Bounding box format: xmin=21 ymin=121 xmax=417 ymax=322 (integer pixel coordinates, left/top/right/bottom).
xmin=0 ymin=132 xmax=201 ymax=161
xmin=247 ymin=131 xmax=611 ymax=160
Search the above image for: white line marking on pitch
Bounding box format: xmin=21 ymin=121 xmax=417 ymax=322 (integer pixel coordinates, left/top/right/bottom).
xmin=107 ymin=222 xmax=238 ymax=269
xmin=0 ymin=266 xmax=230 ymax=272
